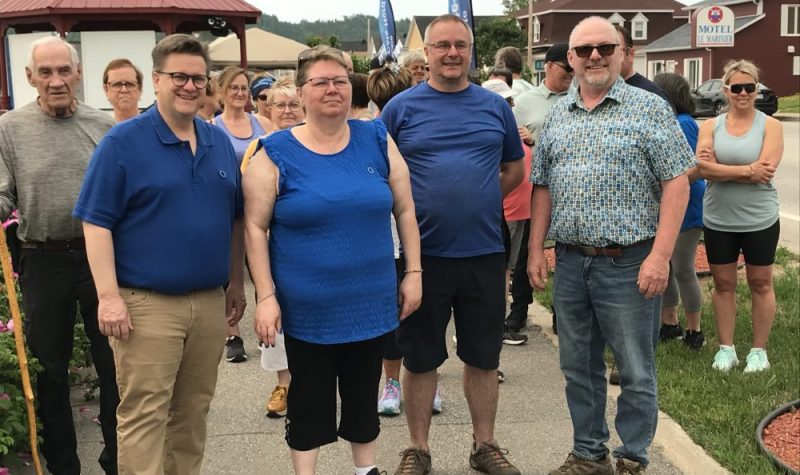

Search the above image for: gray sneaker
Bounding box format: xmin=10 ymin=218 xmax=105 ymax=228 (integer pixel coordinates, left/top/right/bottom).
xmin=548 ymin=453 xmax=614 ymax=475
xmin=394 ymin=447 xmax=431 ymax=475
xmin=616 ymin=458 xmax=646 ymax=474
xmin=469 ymin=441 xmax=520 ymax=475
xmin=225 ymin=335 xmax=247 ymax=363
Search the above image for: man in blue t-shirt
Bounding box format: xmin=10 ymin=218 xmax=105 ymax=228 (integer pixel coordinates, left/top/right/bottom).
xmin=73 ymin=34 xmax=245 ymax=475
xmin=381 ymin=14 xmax=524 ymax=475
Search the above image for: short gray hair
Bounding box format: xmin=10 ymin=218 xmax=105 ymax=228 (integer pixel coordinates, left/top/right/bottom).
xmin=401 ymin=50 xmax=426 ymax=68
xmin=423 ymin=14 xmax=474 ymax=45
xmin=27 ymin=36 xmax=80 ymax=71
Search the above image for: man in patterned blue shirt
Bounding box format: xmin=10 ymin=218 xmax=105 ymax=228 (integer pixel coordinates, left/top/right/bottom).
xmin=527 ymin=16 xmax=694 ymax=475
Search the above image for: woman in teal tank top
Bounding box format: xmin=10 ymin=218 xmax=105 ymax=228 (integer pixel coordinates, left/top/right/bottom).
xmin=696 ymin=60 xmax=784 ymax=374
xmin=242 ymin=46 xmax=422 ymax=475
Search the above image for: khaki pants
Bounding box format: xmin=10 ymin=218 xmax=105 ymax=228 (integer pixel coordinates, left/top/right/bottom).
xmin=110 ymin=287 xmax=226 ymax=475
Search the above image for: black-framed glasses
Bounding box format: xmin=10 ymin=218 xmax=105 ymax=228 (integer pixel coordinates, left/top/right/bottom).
xmin=552 ymin=62 xmax=574 ymax=73
xmin=305 ymin=76 xmax=350 ymax=89
xmin=155 ymin=71 xmax=209 ymax=88
xmin=107 ymin=81 xmax=139 ymax=91
xmin=297 ymin=46 xmax=344 ymax=69
xmin=572 ymin=44 xmax=619 ymax=59
xmin=426 ymin=41 xmax=471 ymax=54
xmin=725 ymin=83 xmax=757 ymax=94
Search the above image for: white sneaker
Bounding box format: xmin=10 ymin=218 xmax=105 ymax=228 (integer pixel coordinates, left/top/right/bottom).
xmin=712 ymin=345 xmax=739 ymax=372
xmin=432 ymin=383 xmax=443 ymax=414
xmin=378 ymin=379 xmax=401 ymax=416
xmin=744 ymin=348 xmax=770 ymax=373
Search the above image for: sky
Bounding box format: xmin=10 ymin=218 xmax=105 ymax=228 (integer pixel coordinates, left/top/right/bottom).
xmin=247 ymin=0 xmax=702 ymax=23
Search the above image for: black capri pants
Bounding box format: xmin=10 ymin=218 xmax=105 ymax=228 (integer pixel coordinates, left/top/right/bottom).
xmin=284 ymin=333 xmax=385 ymax=451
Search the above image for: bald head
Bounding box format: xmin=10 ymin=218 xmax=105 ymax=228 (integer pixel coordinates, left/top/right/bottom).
xmin=567 ymin=16 xmax=623 ymax=95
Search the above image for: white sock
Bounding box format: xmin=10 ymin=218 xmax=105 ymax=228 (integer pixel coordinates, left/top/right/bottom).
xmin=750 ymin=347 xmax=765 ymax=353
xmin=720 ymin=344 xmax=735 ymax=350
xmin=354 ymin=465 xmax=376 ymax=475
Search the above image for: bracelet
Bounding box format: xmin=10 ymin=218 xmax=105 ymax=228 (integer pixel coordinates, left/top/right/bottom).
xmin=404 ymin=269 xmax=423 ymax=274
xmin=256 ymin=291 xmax=275 ymax=304
xmin=748 ymin=164 xmax=754 ymax=176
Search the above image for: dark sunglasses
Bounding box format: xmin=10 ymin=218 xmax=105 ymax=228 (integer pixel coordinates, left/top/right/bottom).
xmin=725 ymin=83 xmax=757 ymax=94
xmin=572 ymin=44 xmax=618 ymax=59
xmin=553 ymin=62 xmax=574 ymax=73
xmin=257 ymin=94 xmax=269 ymax=101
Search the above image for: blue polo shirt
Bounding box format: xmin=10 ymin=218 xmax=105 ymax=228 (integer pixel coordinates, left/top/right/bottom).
xmin=74 ymin=105 xmax=243 ymax=294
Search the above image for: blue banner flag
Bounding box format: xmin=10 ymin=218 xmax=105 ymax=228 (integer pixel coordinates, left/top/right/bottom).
xmin=449 ymin=0 xmax=477 ymax=69
xmin=377 ymin=0 xmax=397 ymax=63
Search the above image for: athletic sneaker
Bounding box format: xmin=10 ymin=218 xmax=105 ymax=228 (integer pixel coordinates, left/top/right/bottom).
xmin=432 ymin=383 xmax=443 ymax=415
xmin=547 ymin=453 xmax=614 ymax=475
xmin=616 ymin=458 xmax=646 ymax=474
xmin=266 ymin=385 xmax=287 ymax=418
xmin=744 ymin=348 xmax=770 ymax=373
xmin=659 ymin=323 xmax=684 ymax=342
xmin=504 ymin=310 xmax=527 ymax=331
xmin=497 ymin=370 xmax=505 ymax=383
xmin=683 ymin=330 xmax=705 ymax=351
xmin=394 ymin=447 xmax=431 ymax=475
xmin=502 ymin=328 xmax=528 ymax=345
xmin=469 ymin=441 xmax=520 ymax=474
xmin=712 ymin=345 xmax=739 ymax=372
xmin=378 ymin=379 xmax=402 ymax=416
xmin=225 ymin=335 xmax=247 ymax=363
xmin=365 ymin=468 xmax=387 ymax=475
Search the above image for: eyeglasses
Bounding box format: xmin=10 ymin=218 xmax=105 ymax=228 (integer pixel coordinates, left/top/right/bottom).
xmin=155 ymin=71 xmax=209 ymax=88
xmin=270 ymin=101 xmax=302 ymax=111
xmin=297 ymin=46 xmax=344 ymax=69
xmin=408 ymin=65 xmax=429 ymax=72
xmin=228 ymin=85 xmax=249 ymax=94
xmin=305 ymin=76 xmax=350 ymax=89
xmin=572 ymin=44 xmax=619 ymax=59
xmin=725 ymin=83 xmax=757 ymax=94
xmin=552 ymin=62 xmax=574 ymax=73
xmin=108 ymin=81 xmax=139 ymax=91
xmin=426 ymin=41 xmax=471 ymax=54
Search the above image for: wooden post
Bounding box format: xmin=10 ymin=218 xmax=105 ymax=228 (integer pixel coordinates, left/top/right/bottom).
xmin=527 ymin=0 xmax=533 ymax=69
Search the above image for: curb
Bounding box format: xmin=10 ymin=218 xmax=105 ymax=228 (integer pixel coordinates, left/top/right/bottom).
xmin=528 ymin=301 xmax=731 ymax=475
xmin=773 ymin=112 xmax=800 ymax=122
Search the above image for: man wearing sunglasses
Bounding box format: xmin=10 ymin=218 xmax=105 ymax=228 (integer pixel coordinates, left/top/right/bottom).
xmin=527 ymin=17 xmax=693 ymax=475
xmin=505 ymin=43 xmax=573 ymax=335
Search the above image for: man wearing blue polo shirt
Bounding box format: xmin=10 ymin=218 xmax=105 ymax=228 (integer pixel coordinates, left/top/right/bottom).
xmin=74 ymin=34 xmax=245 ymax=475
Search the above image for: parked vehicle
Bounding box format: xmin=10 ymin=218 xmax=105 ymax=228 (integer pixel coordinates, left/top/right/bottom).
xmin=691 ymin=79 xmax=779 ymax=117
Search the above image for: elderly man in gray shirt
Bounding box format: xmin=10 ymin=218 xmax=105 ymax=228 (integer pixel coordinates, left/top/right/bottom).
xmin=0 ymin=36 xmax=118 ymax=475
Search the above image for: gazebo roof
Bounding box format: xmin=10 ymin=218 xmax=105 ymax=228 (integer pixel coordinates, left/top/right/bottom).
xmin=0 ymin=0 xmax=260 ymax=18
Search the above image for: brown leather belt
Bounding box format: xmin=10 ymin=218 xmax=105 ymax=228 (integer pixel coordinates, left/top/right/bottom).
xmin=20 ymin=238 xmax=85 ymax=251
xmin=564 ymin=238 xmax=653 ymax=257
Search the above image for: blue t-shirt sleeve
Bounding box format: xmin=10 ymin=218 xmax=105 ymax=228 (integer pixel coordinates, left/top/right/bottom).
xmin=500 ymin=99 xmax=524 ymax=163
xmin=380 ymin=104 xmax=399 ymax=141
xmin=73 ymin=135 xmax=128 ymax=229
xmin=678 ymin=114 xmax=699 ymax=152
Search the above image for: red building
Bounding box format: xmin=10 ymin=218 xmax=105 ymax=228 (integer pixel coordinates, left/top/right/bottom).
xmin=644 ymin=0 xmax=800 ymax=96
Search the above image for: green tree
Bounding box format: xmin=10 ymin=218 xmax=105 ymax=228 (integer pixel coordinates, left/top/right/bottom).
xmin=352 ymin=55 xmax=370 ymax=74
xmin=502 ymin=0 xmax=530 ymax=15
xmin=474 ymin=18 xmax=526 ymax=69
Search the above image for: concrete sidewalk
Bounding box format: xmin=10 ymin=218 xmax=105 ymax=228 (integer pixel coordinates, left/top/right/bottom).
xmin=59 ymin=283 xmax=729 ymax=475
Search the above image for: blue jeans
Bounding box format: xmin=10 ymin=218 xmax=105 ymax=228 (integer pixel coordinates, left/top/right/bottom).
xmin=553 ymin=242 xmax=660 ymax=465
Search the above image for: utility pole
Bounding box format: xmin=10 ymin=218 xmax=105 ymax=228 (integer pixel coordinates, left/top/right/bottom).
xmin=367 ymin=17 xmax=372 ymax=57
xmin=526 ymin=0 xmax=533 ymax=69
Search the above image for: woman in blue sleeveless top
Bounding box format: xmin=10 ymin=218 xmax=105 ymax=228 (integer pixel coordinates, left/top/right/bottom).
xmin=242 ymin=46 xmax=422 ymax=475
xmin=697 ymin=60 xmax=784 ymax=374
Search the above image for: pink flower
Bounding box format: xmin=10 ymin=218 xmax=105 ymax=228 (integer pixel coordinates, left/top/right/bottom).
xmin=6 ymin=319 xmax=13 ymax=334
xmin=0 ymin=321 xmax=7 ymax=333
xmin=0 ymin=392 xmax=10 ymax=401
xmin=0 ymin=467 xmax=10 ymax=475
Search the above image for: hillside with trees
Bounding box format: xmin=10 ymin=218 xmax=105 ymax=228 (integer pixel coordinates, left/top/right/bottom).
xmin=252 ymin=14 xmax=411 ymax=47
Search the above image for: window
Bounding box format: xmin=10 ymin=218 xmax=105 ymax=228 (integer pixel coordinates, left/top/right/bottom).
xmin=782 ymin=5 xmax=800 ymax=36
xmin=533 ymin=16 xmax=540 ymax=43
xmin=631 ymin=13 xmax=649 ymax=40
xmin=666 ymin=60 xmax=677 ymax=73
xmin=608 ymin=13 xmax=625 ymax=26
xmin=794 ymin=56 xmax=800 ymax=75
xmin=648 ymin=60 xmax=665 ymax=79
xmin=684 ymin=58 xmax=703 ymax=90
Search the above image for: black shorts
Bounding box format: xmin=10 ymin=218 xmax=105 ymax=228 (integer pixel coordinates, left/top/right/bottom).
xmin=397 ymin=253 xmax=505 ymax=373
xmin=283 ymin=333 xmax=384 ymax=451
xmin=704 ymin=220 xmax=780 ymax=266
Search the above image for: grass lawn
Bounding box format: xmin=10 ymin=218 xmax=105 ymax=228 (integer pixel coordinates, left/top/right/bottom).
xmin=778 ymin=94 xmax=800 ymax=114
xmin=533 ymin=248 xmax=800 ymax=474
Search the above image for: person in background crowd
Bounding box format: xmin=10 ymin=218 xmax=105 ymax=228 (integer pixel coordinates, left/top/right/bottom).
xmin=103 ymin=58 xmax=142 ymax=122
xmin=197 ymin=75 xmax=221 ymax=121
xmin=251 ymin=75 xmax=275 ymax=133
xmin=696 ymin=59 xmax=783 ymax=373
xmin=243 ymin=45 xmax=421 ymax=475
xmin=487 ymin=65 xmax=513 ymax=88
xmin=652 ymin=72 xmax=706 ymax=351
xmin=510 ymin=42 xmax=573 ymax=334
xmin=494 ymin=46 xmax=534 ymax=96
xmin=0 ymin=35 xmax=119 ymax=475
xmin=401 ymin=51 xmax=428 ymax=85
xmin=349 ymin=72 xmax=373 ymax=120
xmin=75 ymin=33 xmax=246 ymax=475
xmin=212 ymin=66 xmax=269 ymax=364
xmin=382 ymin=14 xmax=524 ymax=475
xmin=615 ymin=25 xmax=668 ymax=103
xmin=528 ymin=17 xmax=692 ymax=475
xmin=343 ymin=51 xmax=355 ymax=73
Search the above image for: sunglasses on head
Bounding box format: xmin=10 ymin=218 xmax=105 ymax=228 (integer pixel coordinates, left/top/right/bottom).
xmin=572 ymin=43 xmax=618 ymax=59
xmin=725 ymin=83 xmax=757 ymax=94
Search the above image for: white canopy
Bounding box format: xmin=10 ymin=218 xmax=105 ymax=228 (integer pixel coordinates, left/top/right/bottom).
xmin=209 ymin=27 xmax=308 ymax=68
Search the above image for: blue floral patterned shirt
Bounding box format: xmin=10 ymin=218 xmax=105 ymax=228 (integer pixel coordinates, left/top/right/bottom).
xmin=531 ymin=77 xmax=695 ymax=247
